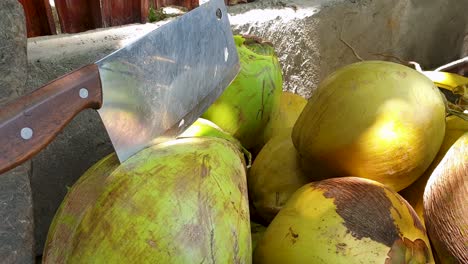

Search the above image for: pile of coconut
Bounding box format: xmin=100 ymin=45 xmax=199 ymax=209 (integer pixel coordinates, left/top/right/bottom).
xmin=42 ymin=35 xmax=467 ymax=264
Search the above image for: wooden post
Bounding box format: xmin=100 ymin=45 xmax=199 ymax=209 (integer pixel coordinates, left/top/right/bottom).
xmin=101 ymin=0 xmax=144 ymax=27
xmin=19 ymin=0 xmax=200 ymax=37
xmin=140 ymin=0 xmax=150 ymax=23
xmin=54 ymin=0 xmax=102 ymax=34
xmin=18 ymin=0 xmax=57 ymax=37
xmin=42 ymin=0 xmax=56 ymax=34
xmin=188 ymin=0 xmax=199 ymax=10
xmin=154 ymin=0 xmax=199 ymax=10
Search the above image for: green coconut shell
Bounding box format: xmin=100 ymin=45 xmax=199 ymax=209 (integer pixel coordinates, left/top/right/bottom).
xmin=43 ymin=118 xmax=250 ymax=263
xmin=43 ymin=152 xmax=120 ymax=262
xmin=43 ymin=137 xmax=251 ymax=263
xmin=202 ymin=34 xmax=283 ymax=150
xmin=178 ymin=118 xmax=252 ymax=166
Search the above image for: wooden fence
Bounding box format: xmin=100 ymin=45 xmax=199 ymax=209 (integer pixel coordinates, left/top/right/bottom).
xmin=18 ymin=0 xmax=200 ymax=38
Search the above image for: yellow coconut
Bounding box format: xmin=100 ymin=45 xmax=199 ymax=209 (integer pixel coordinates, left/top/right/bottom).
xmin=399 ymin=115 xmax=468 ymax=224
xmin=262 ymin=91 xmax=307 ymax=144
xmin=424 ymin=132 xmax=468 ymax=263
xmin=250 ymin=221 xmax=267 ymax=252
xmin=292 ymin=60 xmax=446 ymax=191
xmin=254 ymin=177 xmax=434 ymax=264
xmin=248 ymin=135 xmax=309 ymax=224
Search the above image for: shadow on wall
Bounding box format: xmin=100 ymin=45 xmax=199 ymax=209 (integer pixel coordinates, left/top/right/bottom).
xmin=395 ymin=0 xmax=467 ymax=69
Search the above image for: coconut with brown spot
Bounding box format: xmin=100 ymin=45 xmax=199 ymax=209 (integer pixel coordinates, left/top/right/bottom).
xmin=43 ymin=137 xmax=251 ymax=263
xmin=424 ymin=131 xmax=467 ymax=263
xmin=254 ymin=177 xmax=434 ymax=264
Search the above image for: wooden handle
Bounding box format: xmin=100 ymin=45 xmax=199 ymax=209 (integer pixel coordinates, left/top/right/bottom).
xmin=0 ymin=64 xmax=102 ymax=174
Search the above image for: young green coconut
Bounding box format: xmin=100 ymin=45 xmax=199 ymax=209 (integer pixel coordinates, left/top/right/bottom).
xmin=202 ymin=34 xmax=283 ymax=150
xmin=43 ymin=152 xmax=120 ymax=263
xmin=43 ymin=123 xmax=251 ymax=263
xmin=178 ymin=117 xmax=252 ymax=166
xmin=292 ymin=60 xmax=447 ymax=191
xmin=423 ymin=132 xmax=467 ymax=263
xmin=254 ymin=177 xmax=434 ymax=264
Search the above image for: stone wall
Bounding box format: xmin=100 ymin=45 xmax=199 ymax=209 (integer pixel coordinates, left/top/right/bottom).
xmin=0 ymin=0 xmax=35 ymax=263
xmin=228 ymin=0 xmax=468 ymax=98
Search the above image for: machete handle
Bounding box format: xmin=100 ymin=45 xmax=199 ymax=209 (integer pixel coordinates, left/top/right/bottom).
xmin=0 ymin=64 xmax=102 ymax=175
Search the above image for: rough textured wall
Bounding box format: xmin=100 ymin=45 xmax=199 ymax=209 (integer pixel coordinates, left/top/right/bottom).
xmin=0 ymin=0 xmax=35 ymax=263
xmin=229 ymin=0 xmax=468 ymax=98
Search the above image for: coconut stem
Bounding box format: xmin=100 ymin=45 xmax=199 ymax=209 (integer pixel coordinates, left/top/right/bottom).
xmin=339 ymin=12 xmax=364 ymax=62
xmin=413 ymin=65 xmax=468 ymax=121
xmin=240 ymin=145 xmax=252 ymax=168
xmin=440 ymin=91 xmax=468 ymax=121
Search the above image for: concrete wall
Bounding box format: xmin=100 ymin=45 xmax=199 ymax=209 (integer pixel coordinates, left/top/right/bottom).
xmin=0 ymin=0 xmax=35 ymax=263
xmin=228 ymin=0 xmax=468 ymax=98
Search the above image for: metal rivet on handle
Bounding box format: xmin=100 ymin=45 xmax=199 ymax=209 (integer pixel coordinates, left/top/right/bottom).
xmin=79 ymin=88 xmax=89 ymax=99
xmin=216 ymin=8 xmax=222 ymax=19
xmin=20 ymin=127 xmax=33 ymax=140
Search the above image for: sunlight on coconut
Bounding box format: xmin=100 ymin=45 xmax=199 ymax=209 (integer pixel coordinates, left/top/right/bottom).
xmin=377 ymin=121 xmax=398 ymax=141
xmin=179 ymin=123 xmax=203 ymax=136
xmin=152 ymin=136 xmax=192 ymax=147
xmin=368 ymin=99 xmax=416 ymax=147
xmin=205 ymin=102 xmax=240 ymax=132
